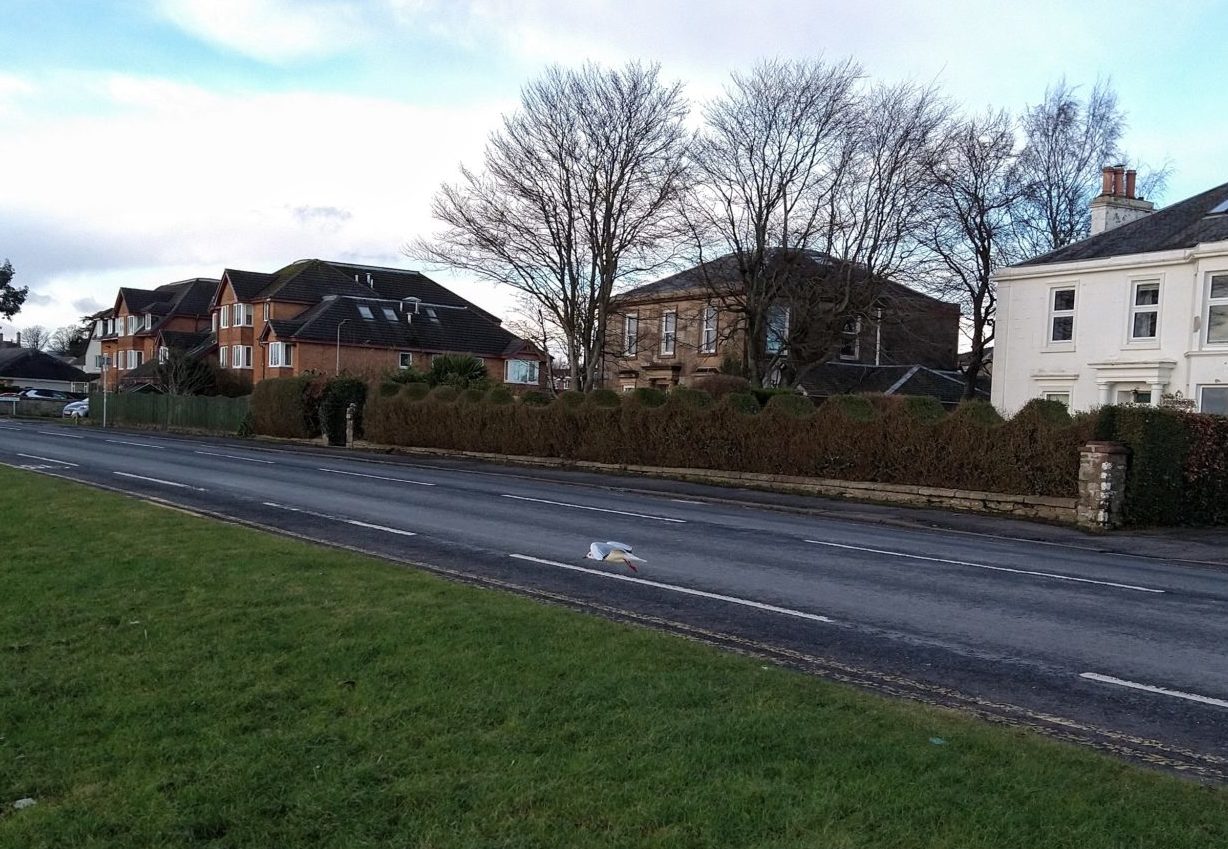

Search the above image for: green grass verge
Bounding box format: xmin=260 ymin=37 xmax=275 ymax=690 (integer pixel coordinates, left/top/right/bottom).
xmin=1 ymin=466 xmax=1225 ymax=848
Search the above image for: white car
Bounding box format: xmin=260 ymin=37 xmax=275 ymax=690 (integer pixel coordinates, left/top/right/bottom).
xmin=62 ymin=399 xmax=89 ymax=418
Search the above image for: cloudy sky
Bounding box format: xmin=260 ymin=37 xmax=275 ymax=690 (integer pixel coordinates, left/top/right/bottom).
xmin=2 ymin=0 xmax=1226 ymax=339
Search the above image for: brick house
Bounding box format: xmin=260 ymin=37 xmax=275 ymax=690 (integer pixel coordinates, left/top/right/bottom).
xmin=604 ymin=251 xmax=960 ymax=396
xmin=98 ymin=278 xmax=219 ymax=391
xmin=211 ymin=259 xmax=546 ymax=388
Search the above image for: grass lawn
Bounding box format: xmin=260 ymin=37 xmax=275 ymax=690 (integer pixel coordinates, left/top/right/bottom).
xmin=1 ymin=467 xmax=1226 ymax=848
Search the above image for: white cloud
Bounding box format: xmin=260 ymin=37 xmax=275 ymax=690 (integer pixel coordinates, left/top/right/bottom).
xmin=0 ymin=72 xmax=521 ymax=328
xmin=156 ymin=0 xmax=375 ymax=62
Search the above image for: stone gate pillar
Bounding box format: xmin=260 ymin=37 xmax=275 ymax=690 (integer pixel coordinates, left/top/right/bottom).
xmin=1077 ymin=441 xmax=1129 ymax=530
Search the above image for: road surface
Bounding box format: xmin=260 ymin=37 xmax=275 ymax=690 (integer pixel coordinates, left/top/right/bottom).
xmin=2 ymin=420 xmax=1226 ymax=780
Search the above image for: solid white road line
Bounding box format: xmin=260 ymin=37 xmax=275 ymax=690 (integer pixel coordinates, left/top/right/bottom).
xmin=17 ymin=453 xmax=78 ymax=467
xmin=0 ymin=425 xmax=24 ymax=431
xmin=501 ymin=494 xmax=686 ymax=523
xmin=344 ymin=519 xmax=417 ymax=537
xmin=670 ymin=499 xmax=705 ymax=505
xmin=1080 ymin=673 xmax=1228 ymax=709
xmin=113 ymin=471 xmax=204 ymax=491
xmin=318 ymin=467 xmax=436 ymax=486
xmin=509 ymin=554 xmax=834 ymax=623
xmin=106 ymin=439 xmax=164 ymax=449
xmin=803 ymin=539 xmax=1164 ymax=594
xmin=195 ymin=450 xmax=274 ymax=464
xmin=37 ymin=430 xmax=84 ymax=439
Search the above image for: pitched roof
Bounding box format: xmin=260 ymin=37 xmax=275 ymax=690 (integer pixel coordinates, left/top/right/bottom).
xmin=0 ymin=347 xmax=92 ymax=383
xmin=617 ymin=249 xmax=949 ymax=307
xmin=221 ymin=259 xmax=502 ymax=323
xmin=1017 ymin=181 xmax=1228 ymax=266
xmin=265 ymin=295 xmax=534 ymax=359
xmin=158 ymin=330 xmax=211 ymax=351
xmin=117 ymin=279 xmax=219 ymax=328
xmin=798 ymin=361 xmax=985 ymax=406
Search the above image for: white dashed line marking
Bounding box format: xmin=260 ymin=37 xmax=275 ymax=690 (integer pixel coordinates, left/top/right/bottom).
xmin=1080 ymin=673 xmax=1228 ymax=709
xmin=196 ymin=450 xmax=274 ymax=464
xmin=803 ymin=539 xmax=1164 ymax=594
xmin=113 ymin=472 xmax=204 ymax=491
xmin=501 ymin=494 xmax=685 ymax=523
xmin=17 ymin=453 xmax=78 ymax=467
xmin=510 ymin=554 xmax=834 ymax=623
xmin=318 ymin=467 xmax=435 ymax=486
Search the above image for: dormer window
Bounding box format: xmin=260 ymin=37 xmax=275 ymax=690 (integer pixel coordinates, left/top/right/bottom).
xmin=127 ymin=315 xmax=138 ymax=335
xmin=144 ymin=314 xmax=153 ymax=330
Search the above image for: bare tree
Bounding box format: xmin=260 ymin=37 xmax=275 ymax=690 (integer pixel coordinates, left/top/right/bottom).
xmin=1013 ymin=78 xmax=1168 ymax=255
xmin=921 ymin=110 xmax=1023 ymax=399
xmin=411 ymin=62 xmax=690 ymax=391
xmin=686 ymin=62 xmax=948 ymax=386
xmin=20 ymin=325 xmax=50 ymax=351
xmin=48 ymin=321 xmax=91 ymax=358
xmin=153 ymin=349 xmax=214 ymax=396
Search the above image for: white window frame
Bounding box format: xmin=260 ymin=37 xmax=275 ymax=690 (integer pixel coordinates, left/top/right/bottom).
xmin=700 ymin=305 xmax=717 ymax=354
xmin=212 ymin=311 xmax=218 ymax=332
xmin=1198 ymin=385 xmax=1228 ymax=415
xmin=839 ymin=317 xmax=861 ymax=361
xmin=231 ymin=303 xmax=243 ymax=326
xmin=114 ymin=350 xmax=125 ymax=371
xmin=1043 ymin=391 xmax=1071 ymax=407
xmin=158 ymin=346 xmax=169 ymax=364
xmin=1205 ymin=273 xmax=1228 ymax=346
xmin=623 ymin=314 xmax=639 ymax=355
xmin=235 ymin=345 xmax=252 ymax=369
xmin=127 ymin=315 xmax=138 ymax=335
xmin=398 ymin=352 xmax=413 ymax=369
xmin=219 ymin=307 xmax=230 ymax=329
xmin=1127 ymin=278 xmax=1161 ymax=344
xmin=269 ymin=342 xmax=283 ymax=368
xmin=263 ymin=302 xmax=270 ymax=321
xmin=1047 ymin=284 xmax=1077 ymax=347
xmin=660 ymin=310 xmax=676 ymax=357
xmin=505 ymin=359 xmax=540 ymax=385
xmin=219 ymin=345 xmax=229 ymax=368
xmin=144 ymin=314 xmax=153 ymax=330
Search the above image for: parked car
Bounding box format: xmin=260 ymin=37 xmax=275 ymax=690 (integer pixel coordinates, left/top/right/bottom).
xmin=62 ymin=399 xmax=89 ymax=418
xmin=20 ymin=388 xmax=70 ymax=401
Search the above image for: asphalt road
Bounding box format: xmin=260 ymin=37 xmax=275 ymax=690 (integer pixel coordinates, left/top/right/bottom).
xmin=2 ymin=420 xmax=1226 ymax=781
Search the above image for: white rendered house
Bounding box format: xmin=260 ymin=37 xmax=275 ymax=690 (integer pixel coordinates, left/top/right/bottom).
xmin=993 ymin=169 xmax=1228 ymax=415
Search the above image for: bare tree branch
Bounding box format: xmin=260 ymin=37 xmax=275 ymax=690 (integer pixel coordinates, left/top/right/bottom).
xmin=409 ymin=62 xmax=690 ymax=391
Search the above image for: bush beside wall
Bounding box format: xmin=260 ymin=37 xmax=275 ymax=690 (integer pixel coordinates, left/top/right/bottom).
xmin=364 ymin=391 xmax=1093 ymax=497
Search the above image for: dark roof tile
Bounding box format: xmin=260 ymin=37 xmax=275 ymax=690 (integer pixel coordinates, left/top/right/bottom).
xmin=1018 ymin=181 xmax=1228 ymax=266
xmin=0 ymin=347 xmax=92 ymax=383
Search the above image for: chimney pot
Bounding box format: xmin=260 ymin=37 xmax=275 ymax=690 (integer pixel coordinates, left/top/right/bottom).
xmin=1101 ymin=167 xmax=1115 ymax=195
xmin=1114 ymin=166 xmax=1127 ymax=196
xmin=1125 ymin=169 xmax=1137 ymax=199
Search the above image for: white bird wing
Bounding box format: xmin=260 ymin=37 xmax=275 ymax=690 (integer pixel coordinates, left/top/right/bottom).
xmin=587 ymin=542 xmax=608 ymax=560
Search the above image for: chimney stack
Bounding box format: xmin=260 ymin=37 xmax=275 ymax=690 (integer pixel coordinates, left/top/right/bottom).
xmin=1090 ymin=163 xmax=1154 ymax=236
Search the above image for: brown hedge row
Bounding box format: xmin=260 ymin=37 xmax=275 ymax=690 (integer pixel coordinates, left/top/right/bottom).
xmin=365 ymin=389 xmax=1094 ymax=497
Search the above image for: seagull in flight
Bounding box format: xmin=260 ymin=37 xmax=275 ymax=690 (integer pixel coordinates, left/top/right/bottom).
xmin=586 ymin=541 xmax=645 ymax=572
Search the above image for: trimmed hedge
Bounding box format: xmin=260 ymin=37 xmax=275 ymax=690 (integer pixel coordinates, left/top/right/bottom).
xmin=364 ymin=389 xmax=1094 ymax=497
xmin=250 ymin=375 xmax=322 ymax=439
xmin=1095 ymin=405 xmax=1223 ymax=526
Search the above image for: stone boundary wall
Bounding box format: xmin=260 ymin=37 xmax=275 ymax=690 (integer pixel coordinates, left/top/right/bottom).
xmin=356 ymin=443 xmax=1080 ymax=524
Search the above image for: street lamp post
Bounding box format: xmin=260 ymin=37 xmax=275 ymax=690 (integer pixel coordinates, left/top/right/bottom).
xmin=335 ymin=319 xmax=350 ymax=376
